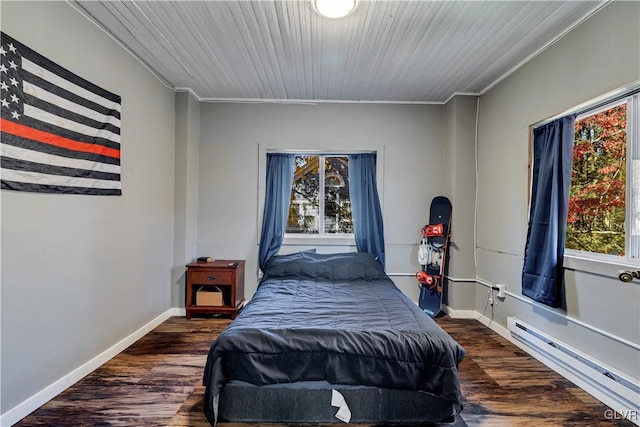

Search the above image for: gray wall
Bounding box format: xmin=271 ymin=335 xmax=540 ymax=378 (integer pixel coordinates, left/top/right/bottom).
xmin=196 ymin=103 xmax=452 ymax=300
xmin=0 ymin=1 xmax=176 ymax=413
xmin=443 ymin=95 xmax=478 ymax=310
xmin=476 ymin=1 xmax=640 ymax=379
xmin=172 ymin=92 xmax=200 ymax=307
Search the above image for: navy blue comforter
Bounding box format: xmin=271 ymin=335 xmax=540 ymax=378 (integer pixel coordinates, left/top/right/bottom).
xmin=203 ymin=251 xmax=465 ymax=424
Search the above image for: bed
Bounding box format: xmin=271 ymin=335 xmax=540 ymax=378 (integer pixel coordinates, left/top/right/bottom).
xmin=203 ymin=251 xmax=465 ymax=425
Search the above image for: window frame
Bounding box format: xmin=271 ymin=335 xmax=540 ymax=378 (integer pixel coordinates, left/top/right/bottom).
xmin=565 ymin=96 xmax=635 ymax=261
xmin=530 ymin=82 xmax=640 ymax=277
xmin=257 ymin=144 xmax=385 ymax=249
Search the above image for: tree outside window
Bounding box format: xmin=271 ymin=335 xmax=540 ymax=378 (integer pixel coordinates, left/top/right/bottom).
xmin=287 ymin=155 xmax=353 ymax=235
xmin=566 ymin=103 xmax=627 ymax=256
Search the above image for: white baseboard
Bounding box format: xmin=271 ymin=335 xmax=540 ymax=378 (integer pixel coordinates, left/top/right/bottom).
xmin=441 ymin=305 xmax=480 ymax=319
xmin=475 ymin=313 xmax=513 ymax=339
xmin=0 ymin=308 xmax=180 ymax=427
xmin=169 ymin=307 xmax=186 ymax=317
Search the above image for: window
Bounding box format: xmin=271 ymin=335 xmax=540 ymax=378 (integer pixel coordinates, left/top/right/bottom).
xmin=565 ymin=92 xmax=639 ymax=261
xmin=286 ymin=155 xmax=353 ymax=235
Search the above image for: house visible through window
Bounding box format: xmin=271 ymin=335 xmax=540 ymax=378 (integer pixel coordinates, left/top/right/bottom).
xmin=287 ymin=155 xmax=353 ymax=235
xmin=565 ymin=92 xmax=639 ymax=260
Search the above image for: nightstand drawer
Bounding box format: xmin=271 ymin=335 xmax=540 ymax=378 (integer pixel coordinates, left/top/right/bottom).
xmin=190 ymin=271 xmax=232 ymax=285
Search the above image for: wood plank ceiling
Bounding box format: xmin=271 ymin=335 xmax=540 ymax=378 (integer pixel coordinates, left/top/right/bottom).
xmin=72 ymin=0 xmax=606 ymax=103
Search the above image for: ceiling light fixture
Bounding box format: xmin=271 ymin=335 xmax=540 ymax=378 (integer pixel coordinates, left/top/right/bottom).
xmin=314 ymin=0 xmax=357 ymax=19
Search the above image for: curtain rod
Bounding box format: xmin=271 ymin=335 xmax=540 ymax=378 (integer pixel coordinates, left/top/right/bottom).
xmin=533 ymin=80 xmax=640 ymax=130
xmin=265 ymin=149 xmax=377 ymax=155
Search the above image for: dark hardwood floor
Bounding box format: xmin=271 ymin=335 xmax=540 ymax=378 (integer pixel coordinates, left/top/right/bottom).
xmin=15 ymin=316 xmax=634 ymax=427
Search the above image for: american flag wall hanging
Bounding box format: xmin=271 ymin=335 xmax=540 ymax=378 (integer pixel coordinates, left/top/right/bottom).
xmin=0 ymin=32 xmax=122 ymax=195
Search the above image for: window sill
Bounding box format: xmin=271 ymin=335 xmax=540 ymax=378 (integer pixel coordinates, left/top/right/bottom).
xmin=283 ymin=234 xmax=356 ymax=247
xmin=564 ymin=251 xmax=639 ymax=282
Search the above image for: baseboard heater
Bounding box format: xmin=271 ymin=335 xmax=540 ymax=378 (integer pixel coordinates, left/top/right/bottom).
xmin=507 ymin=317 xmax=639 ymax=423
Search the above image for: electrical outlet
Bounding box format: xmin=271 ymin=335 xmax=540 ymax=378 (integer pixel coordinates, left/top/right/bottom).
xmin=496 ymin=284 xmax=506 ymax=298
xmin=489 ymin=296 xmax=494 ymax=306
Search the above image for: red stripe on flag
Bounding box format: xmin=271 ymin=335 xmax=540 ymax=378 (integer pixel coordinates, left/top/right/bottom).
xmin=0 ymin=119 xmax=120 ymax=159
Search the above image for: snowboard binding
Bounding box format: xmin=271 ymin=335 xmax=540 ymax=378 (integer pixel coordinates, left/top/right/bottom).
xmin=421 ymin=223 xmax=445 ymax=238
xmin=416 ymin=271 xmax=439 ymax=289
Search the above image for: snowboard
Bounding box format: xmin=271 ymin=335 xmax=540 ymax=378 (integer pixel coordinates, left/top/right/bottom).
xmin=417 ymin=196 xmax=452 ymax=317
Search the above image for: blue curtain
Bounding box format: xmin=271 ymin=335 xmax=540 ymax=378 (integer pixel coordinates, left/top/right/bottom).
xmin=348 ymin=153 xmax=385 ymax=267
xmin=522 ymin=115 xmax=576 ymax=308
xmin=259 ymin=153 xmax=295 ymax=270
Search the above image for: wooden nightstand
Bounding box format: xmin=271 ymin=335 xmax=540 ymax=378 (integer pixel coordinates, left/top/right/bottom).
xmin=185 ymin=260 xmax=245 ymax=319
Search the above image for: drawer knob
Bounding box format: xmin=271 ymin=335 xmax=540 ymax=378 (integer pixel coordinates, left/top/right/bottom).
xmin=207 ymin=276 xmax=216 ymax=281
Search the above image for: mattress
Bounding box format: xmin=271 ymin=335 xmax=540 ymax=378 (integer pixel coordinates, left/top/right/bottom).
xmin=203 ymin=251 xmax=465 ymax=425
